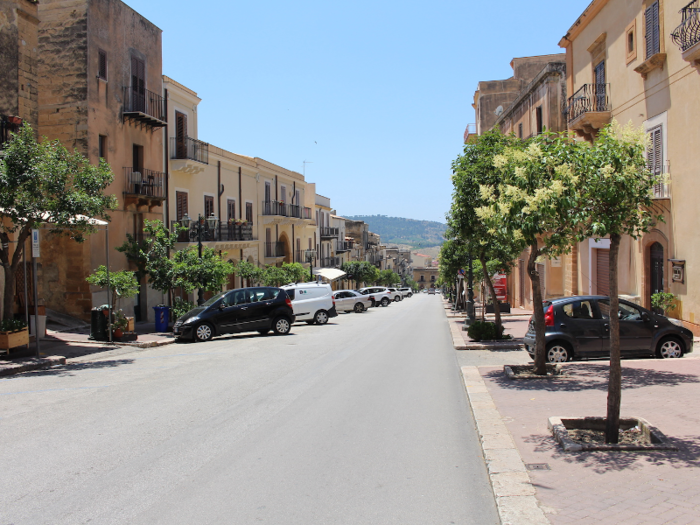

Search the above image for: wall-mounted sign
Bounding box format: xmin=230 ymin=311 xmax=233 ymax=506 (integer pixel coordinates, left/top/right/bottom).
xmin=669 ymin=259 xmax=685 ymax=284
xmin=31 ymin=229 xmax=40 ymax=258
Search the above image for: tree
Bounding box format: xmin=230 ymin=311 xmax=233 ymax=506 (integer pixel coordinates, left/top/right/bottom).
xmin=572 ymin=122 xmax=659 ymax=443
xmin=233 ymin=260 xmax=263 ymax=286
xmin=450 ymin=131 xmax=527 ymax=331
xmin=172 ymin=246 xmax=235 ymax=296
xmin=0 ymin=124 xmax=117 ymax=319
xmin=477 ymin=132 xmax=587 ymax=374
xmin=376 ymin=269 xmax=400 ymax=286
xmin=86 ymin=267 xmax=139 ymax=311
xmin=280 ymin=262 xmax=308 ymax=284
xmin=341 ymin=261 xmax=379 ymax=288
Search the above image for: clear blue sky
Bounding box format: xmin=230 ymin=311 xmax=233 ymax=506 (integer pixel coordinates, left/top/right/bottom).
xmin=123 ymin=0 xmax=591 ymax=223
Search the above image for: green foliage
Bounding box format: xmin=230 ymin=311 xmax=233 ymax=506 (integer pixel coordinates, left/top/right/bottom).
xmin=651 ymin=292 xmax=677 ymax=315
xmin=172 ymin=299 xmax=196 ymax=320
xmin=341 ymin=261 xmax=379 ymax=286
xmin=0 ymin=318 xmax=28 ymax=332
xmin=376 ymin=269 xmax=400 ymax=286
xmin=171 ymin=247 xmax=235 ymax=293
xmin=233 ymin=260 xmax=263 ymax=285
xmin=346 ymin=215 xmax=446 ymax=248
xmin=0 ymin=123 xmax=117 ymax=319
xmin=280 ymin=262 xmax=308 ymax=284
xmin=232 ymin=261 xmax=308 ymax=287
xmin=466 ymin=321 xmax=508 ymax=342
xmin=86 ymin=266 xmax=139 ymax=309
xmin=404 ymin=277 xmax=419 ymax=291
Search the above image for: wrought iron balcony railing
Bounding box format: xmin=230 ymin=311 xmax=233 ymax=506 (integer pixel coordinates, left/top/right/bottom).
xmin=124 ymin=167 xmax=165 ymax=199
xmin=171 ymin=136 xmax=209 ymax=164
xmin=319 ymin=256 xmax=341 ymax=268
xmin=320 ymin=226 xmax=339 ymax=239
xmin=262 ymin=200 xmax=311 ymax=219
xmin=170 ymin=220 xmax=256 ymax=243
xmin=672 ymin=0 xmax=700 ymax=52
xmin=123 ymin=87 xmax=166 ymax=128
xmin=566 ymin=84 xmax=610 ymax=122
xmin=265 ymin=241 xmax=286 ymax=258
xmin=336 ymin=240 xmax=352 ymax=252
xmin=0 ymin=116 xmax=21 ymax=148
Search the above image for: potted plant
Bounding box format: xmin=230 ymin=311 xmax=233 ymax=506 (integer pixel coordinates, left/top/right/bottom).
xmin=0 ymin=319 xmax=29 ymax=352
xmin=112 ymin=310 xmax=128 ymax=339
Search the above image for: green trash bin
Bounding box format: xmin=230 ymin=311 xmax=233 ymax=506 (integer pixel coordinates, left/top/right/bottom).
xmin=89 ymin=306 xmax=109 ymax=341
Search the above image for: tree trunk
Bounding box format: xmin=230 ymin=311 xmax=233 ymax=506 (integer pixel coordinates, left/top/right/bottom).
xmin=480 ymin=254 xmax=502 ymax=335
xmin=605 ymin=233 xmax=622 ymax=444
xmin=2 ymin=265 xmax=16 ymax=321
xmin=1 ymin=227 xmax=31 ymax=321
xmin=527 ymin=243 xmax=547 ymax=375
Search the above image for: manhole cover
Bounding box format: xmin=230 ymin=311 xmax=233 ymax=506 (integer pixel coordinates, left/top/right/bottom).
xmin=525 ymin=463 xmax=551 ymax=471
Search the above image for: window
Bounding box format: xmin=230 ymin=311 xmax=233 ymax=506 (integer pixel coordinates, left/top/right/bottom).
xmin=131 ymin=56 xmax=145 ymax=111
xmin=295 ymin=190 xmax=301 ymax=205
xmin=518 ymin=123 xmax=523 ymax=139
xmin=98 ymin=49 xmax=107 ymax=80
xmin=98 ymin=135 xmax=107 ymax=160
xmin=264 ymin=182 xmax=271 ymax=202
xmin=204 ymin=195 xmax=214 ymax=219
xmin=176 ymin=191 xmax=188 ymax=221
xmin=625 ymin=20 xmax=637 ymax=63
xmin=535 ymin=107 xmax=543 ymax=135
xmin=132 ymin=144 xmax=143 ymax=173
xmin=227 ymin=199 xmax=236 ymax=221
xmin=175 ymin=112 xmax=187 ymax=158
xmin=280 ymin=185 xmax=287 ymax=203
xmin=598 ymin=300 xmax=643 ymax=321
xmin=645 ymin=1 xmax=660 ymax=59
xmin=647 ymin=125 xmax=663 ymax=176
xmin=246 ymin=202 xmax=253 ymax=223
xmin=563 ymin=300 xmax=595 ymax=319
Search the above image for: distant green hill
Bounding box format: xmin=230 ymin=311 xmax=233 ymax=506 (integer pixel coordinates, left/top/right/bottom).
xmin=346 ymin=215 xmax=446 ymax=248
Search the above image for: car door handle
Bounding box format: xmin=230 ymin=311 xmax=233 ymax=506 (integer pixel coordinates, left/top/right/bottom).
xmin=560 ymin=323 xmax=566 ymax=328
xmin=241 ymin=307 xmax=248 ymax=310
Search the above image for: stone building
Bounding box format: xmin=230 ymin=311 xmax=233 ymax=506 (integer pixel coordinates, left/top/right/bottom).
xmin=558 ymin=0 xmax=700 ymax=333
xmin=413 ymin=267 xmax=438 ymax=290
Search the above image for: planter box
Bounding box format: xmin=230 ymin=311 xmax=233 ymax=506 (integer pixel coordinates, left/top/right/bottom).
xmin=485 ymin=302 xmax=511 ymax=314
xmin=126 ymin=317 xmax=135 ymax=332
xmin=0 ymin=328 xmax=30 ymax=352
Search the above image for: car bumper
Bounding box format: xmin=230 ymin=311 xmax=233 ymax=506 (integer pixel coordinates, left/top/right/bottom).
xmin=173 ymin=324 xmax=194 ymax=340
xmin=328 ymin=306 xmax=338 ymax=318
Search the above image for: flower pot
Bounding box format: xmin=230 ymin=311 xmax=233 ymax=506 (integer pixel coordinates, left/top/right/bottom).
xmin=113 ymin=328 xmax=124 ymax=338
xmin=8 ymin=116 xmax=22 ymax=125
xmin=0 ymin=327 xmax=30 ymax=352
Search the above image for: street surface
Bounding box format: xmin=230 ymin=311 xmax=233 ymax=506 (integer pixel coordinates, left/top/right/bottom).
xmin=0 ymin=294 xmax=499 ymax=525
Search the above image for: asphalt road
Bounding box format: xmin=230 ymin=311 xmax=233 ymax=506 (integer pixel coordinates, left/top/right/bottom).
xmin=0 ymin=294 xmax=499 ymax=525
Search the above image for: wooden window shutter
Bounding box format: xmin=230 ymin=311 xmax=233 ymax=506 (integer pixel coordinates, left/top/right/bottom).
xmin=98 ymin=50 xmax=107 ymax=80
xmin=175 ymin=112 xmax=187 ymax=158
xmin=645 ymin=2 xmax=660 ymax=59
xmin=176 ymin=191 xmax=188 ymax=221
xmin=647 ymin=126 xmax=662 ymax=175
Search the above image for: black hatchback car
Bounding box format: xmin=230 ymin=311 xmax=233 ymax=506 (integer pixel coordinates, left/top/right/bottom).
xmin=523 ymin=296 xmax=694 ymax=363
xmin=173 ymin=287 xmax=295 ymax=342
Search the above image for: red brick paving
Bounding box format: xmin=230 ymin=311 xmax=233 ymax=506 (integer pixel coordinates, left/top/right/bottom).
xmin=479 ymin=358 xmax=700 ymax=524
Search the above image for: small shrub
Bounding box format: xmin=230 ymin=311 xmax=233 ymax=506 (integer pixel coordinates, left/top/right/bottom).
xmin=467 ymin=320 xmax=505 ymax=342
xmin=172 ymin=299 xmax=196 ymax=321
xmin=651 ymin=292 xmax=677 ymax=316
xmin=0 ymin=319 xmax=28 ymax=332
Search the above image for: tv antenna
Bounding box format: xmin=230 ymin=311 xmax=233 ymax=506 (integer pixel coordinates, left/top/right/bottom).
xmin=303 ymin=160 xmax=313 ymax=177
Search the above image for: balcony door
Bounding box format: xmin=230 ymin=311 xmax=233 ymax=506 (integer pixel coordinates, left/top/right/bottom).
xmin=131 ymin=56 xmax=146 ymax=112
xmin=594 ymin=61 xmax=606 ymax=111
xmin=175 ymin=111 xmax=187 ymax=159
xmin=650 ymin=242 xmax=664 ymax=313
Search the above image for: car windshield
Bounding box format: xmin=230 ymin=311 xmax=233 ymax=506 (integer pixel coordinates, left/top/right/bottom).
xmin=201 ymin=291 xmax=227 ymax=307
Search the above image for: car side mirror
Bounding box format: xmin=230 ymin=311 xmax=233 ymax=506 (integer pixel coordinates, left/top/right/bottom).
xmin=219 ymin=303 xmax=226 ymax=310
xmin=642 ymin=312 xmax=650 ymax=322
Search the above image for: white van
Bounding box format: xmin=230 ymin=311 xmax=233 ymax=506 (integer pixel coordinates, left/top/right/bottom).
xmin=280 ymin=283 xmax=338 ymax=325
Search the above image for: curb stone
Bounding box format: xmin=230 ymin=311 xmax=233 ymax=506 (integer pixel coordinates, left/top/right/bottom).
xmin=461 ymin=366 xmax=550 ymax=525
xmin=0 ymin=355 xmax=66 ymax=377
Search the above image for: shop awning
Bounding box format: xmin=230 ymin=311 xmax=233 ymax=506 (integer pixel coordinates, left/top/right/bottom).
xmin=313 ymin=268 xmax=346 ymax=281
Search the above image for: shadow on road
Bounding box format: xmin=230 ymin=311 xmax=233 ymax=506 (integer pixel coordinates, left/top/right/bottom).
xmin=17 ymin=358 xmax=136 ymax=378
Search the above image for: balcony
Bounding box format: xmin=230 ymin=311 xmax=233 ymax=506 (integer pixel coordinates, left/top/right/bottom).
xmin=464 ymin=123 xmax=477 ymax=143
xmin=320 ymin=226 xmax=339 ymax=239
xmin=171 ymin=136 xmax=209 ymax=165
xmin=566 ymin=84 xmax=611 ymax=141
xmin=262 ymin=200 xmax=313 ymax=221
xmin=123 ymin=87 xmax=166 ymax=129
xmin=170 ymin=220 xmax=255 ymax=243
xmin=336 ymin=240 xmax=352 ymax=253
xmin=1 ymin=116 xmax=21 ymax=149
xmin=124 ymin=167 xmax=165 ymax=208
xmin=265 ymin=241 xmax=286 ymax=258
xmin=672 ymin=1 xmax=700 ymax=66
xmin=319 ymin=256 xmax=341 ymax=268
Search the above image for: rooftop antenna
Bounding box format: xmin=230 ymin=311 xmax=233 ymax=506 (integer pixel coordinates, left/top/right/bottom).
xmin=303 ymin=160 xmax=313 ymax=177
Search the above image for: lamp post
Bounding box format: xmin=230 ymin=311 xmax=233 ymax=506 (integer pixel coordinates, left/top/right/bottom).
xmin=180 ymin=213 xmax=218 ymax=305
xmin=304 ymin=249 xmax=317 ymax=281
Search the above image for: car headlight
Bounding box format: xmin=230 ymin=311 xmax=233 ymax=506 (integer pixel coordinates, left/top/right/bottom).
xmin=668 ymin=318 xmax=683 ymax=327
xmin=183 ymin=316 xmax=199 ymax=325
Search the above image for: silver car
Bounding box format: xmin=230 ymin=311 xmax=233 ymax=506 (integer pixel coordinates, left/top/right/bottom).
xmin=332 ymin=290 xmax=372 ymax=313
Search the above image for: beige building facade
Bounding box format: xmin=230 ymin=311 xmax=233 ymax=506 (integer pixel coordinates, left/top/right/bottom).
xmin=559 ymin=0 xmax=700 ymax=332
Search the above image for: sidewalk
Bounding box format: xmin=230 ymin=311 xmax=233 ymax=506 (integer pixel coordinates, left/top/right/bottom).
xmin=444 ymin=299 xmax=532 ymax=350
xmin=466 ymin=358 xmax=700 ymax=524
xmin=0 ymin=322 xmax=175 ymax=376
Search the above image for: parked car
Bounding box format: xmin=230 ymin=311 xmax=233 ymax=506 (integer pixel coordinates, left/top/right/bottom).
xmin=397 ymin=287 xmax=413 ymax=298
xmin=358 ymin=287 xmax=393 ymax=307
xmin=428 ymin=287 xmax=436 ymax=294
xmin=333 ymin=290 xmax=371 ymax=313
xmin=173 ymin=287 xmax=295 ymax=342
xmin=523 ymin=295 xmax=694 ymax=363
xmin=281 ymin=282 xmax=338 ymax=325
xmin=385 ymin=287 xmax=403 ymax=302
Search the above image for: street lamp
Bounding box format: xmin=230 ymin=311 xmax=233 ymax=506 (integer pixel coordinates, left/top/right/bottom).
xmin=180 ymin=213 xmax=218 ymax=305
xmin=305 ymin=249 xmax=317 ymax=281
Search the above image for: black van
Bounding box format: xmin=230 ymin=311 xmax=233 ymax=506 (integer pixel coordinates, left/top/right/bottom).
xmin=173 ymin=287 xmax=295 ymax=342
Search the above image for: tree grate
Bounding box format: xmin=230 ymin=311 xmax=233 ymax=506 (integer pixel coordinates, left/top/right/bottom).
xmin=525 ymin=463 xmax=551 ymax=471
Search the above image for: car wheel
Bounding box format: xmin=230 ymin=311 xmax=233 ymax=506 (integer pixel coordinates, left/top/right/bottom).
xmin=407 ymin=293 xmax=412 ymax=298
xmin=258 ymin=328 xmax=270 ymax=335
xmin=380 ymin=297 xmax=390 ymax=307
xmin=657 ymin=337 xmax=684 ymax=359
xmin=194 ymin=323 xmax=214 ymax=342
xmin=546 ymin=342 xmax=571 ymax=363
xmin=314 ymin=310 xmax=329 ymax=325
xmin=393 ymin=296 xmax=400 ymax=302
xmin=353 ymin=302 xmax=364 ymax=313
xmin=272 ymin=316 xmax=291 ymax=335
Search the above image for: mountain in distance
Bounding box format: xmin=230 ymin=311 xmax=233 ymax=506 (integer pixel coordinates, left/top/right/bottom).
xmin=345 ymin=215 xmax=446 ymax=249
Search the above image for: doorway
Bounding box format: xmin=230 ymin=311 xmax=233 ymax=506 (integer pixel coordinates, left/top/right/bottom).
xmin=650 ymin=242 xmax=664 ymax=313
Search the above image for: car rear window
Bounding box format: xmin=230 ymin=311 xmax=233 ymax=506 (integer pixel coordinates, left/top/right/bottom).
xmin=562 ymin=300 xmax=595 ymax=319
xmin=285 ymin=289 xmax=296 ymax=300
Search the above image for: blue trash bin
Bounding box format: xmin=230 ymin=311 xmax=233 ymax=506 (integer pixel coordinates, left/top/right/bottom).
xmin=153 ymin=306 xmax=170 ymax=332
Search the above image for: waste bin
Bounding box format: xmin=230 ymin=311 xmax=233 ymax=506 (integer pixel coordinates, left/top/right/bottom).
xmin=30 ymin=315 xmax=47 ymax=339
xmin=153 ymin=306 xmax=170 ymax=333
xmin=89 ymin=307 xmax=108 ymax=341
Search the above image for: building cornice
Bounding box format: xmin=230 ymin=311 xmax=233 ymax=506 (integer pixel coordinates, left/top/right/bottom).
xmin=558 ymin=0 xmax=609 ymax=48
